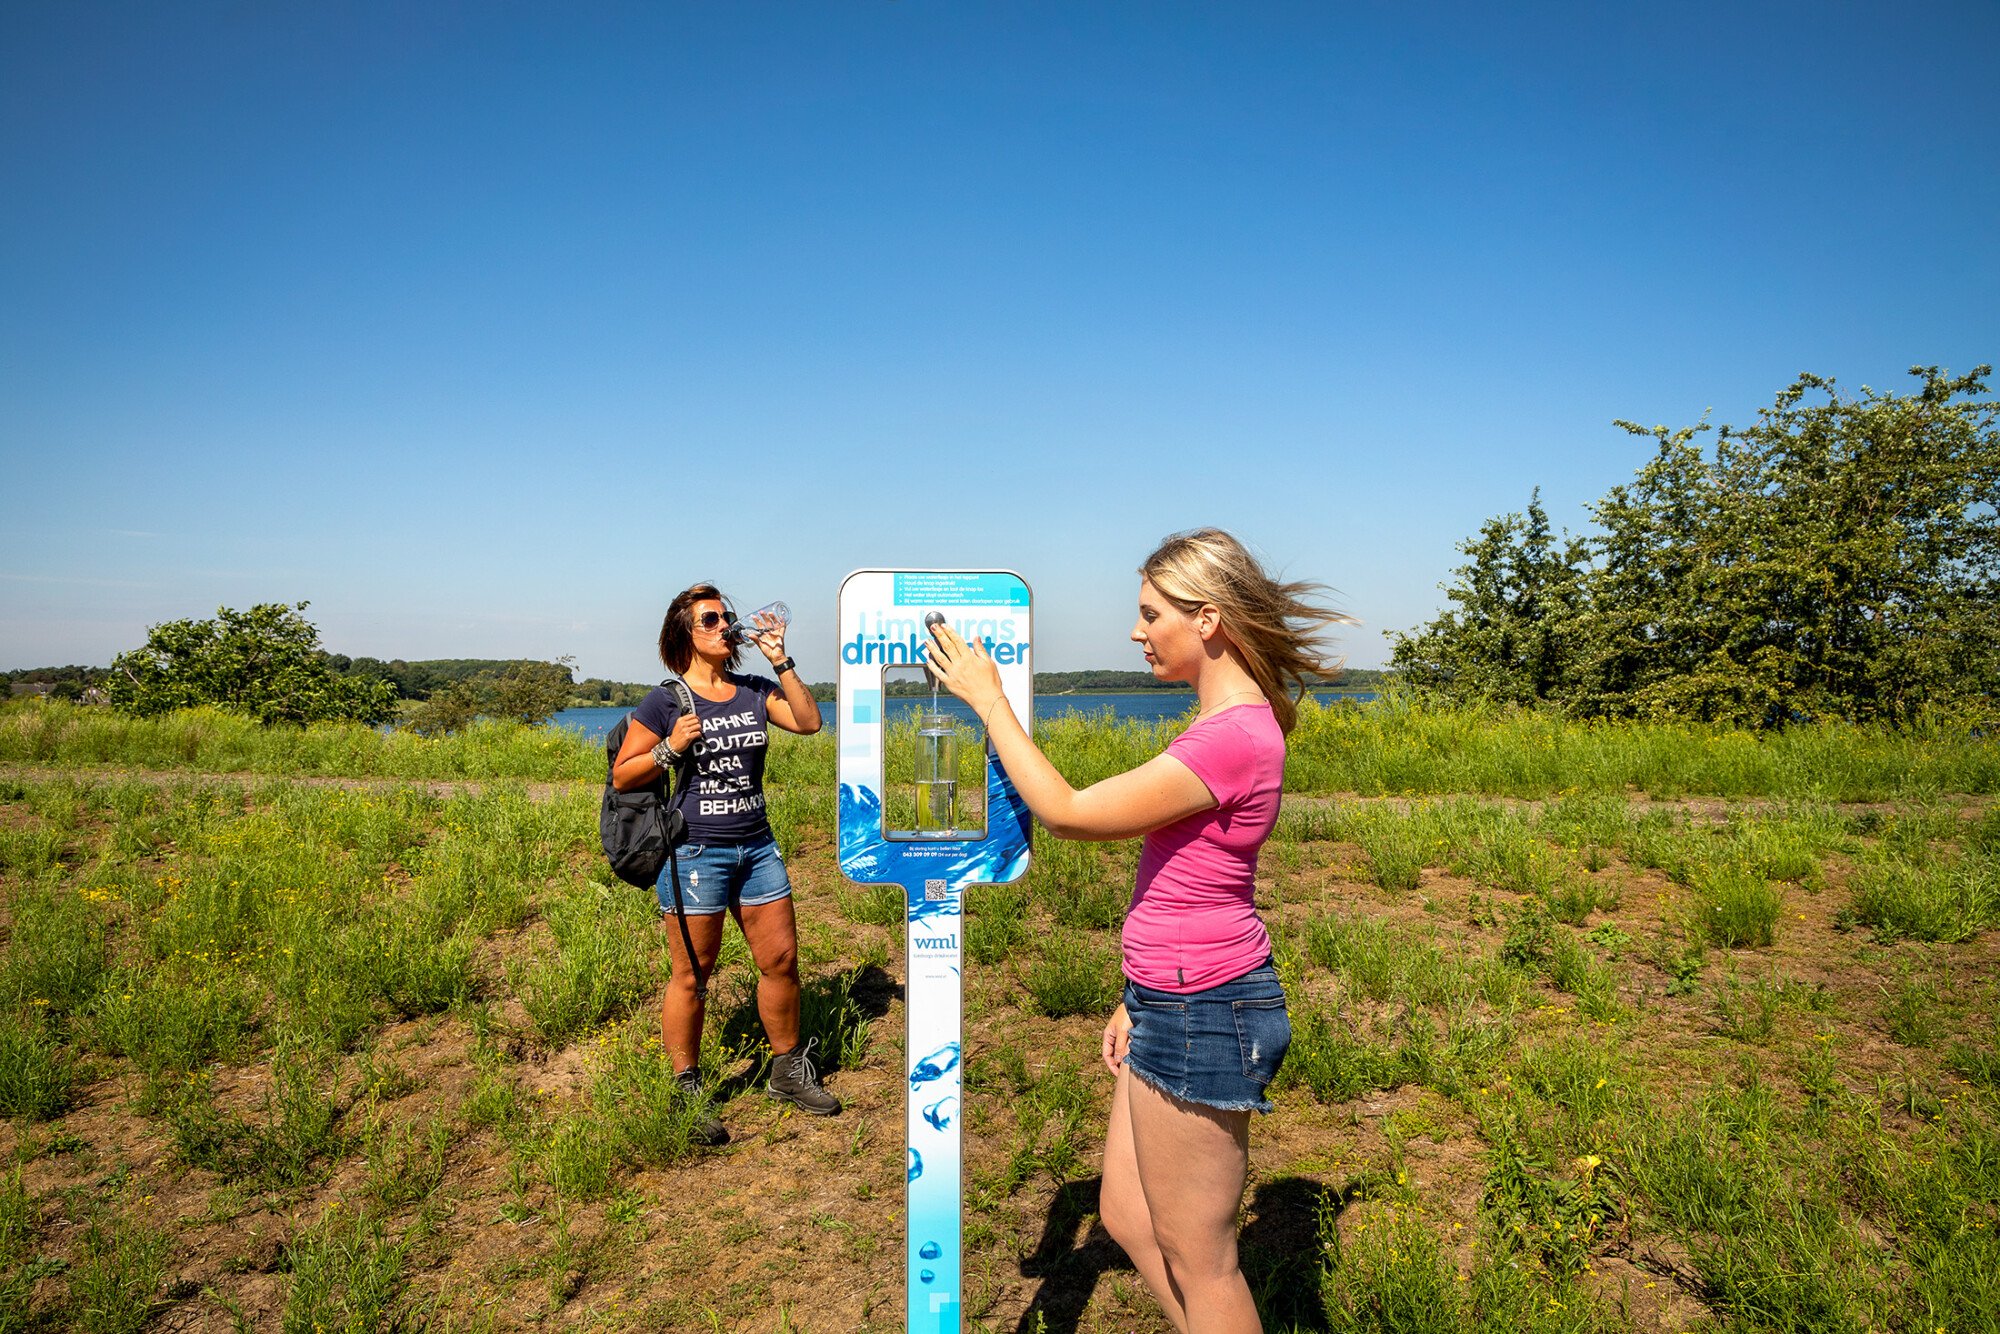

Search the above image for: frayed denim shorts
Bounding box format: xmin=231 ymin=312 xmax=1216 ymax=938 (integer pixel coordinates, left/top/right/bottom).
xmin=1121 ymin=959 xmax=1291 ymax=1114
xmin=656 ymin=835 xmax=791 ymax=916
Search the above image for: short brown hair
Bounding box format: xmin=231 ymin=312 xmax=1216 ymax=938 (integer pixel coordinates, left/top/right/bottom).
xmin=658 ymin=584 xmax=743 ymax=675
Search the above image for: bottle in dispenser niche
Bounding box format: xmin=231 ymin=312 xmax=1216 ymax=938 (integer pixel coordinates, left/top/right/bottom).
xmin=914 ymin=713 xmax=958 ymax=834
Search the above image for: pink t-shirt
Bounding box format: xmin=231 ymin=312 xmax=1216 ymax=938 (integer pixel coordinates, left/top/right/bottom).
xmin=1122 ymin=702 xmax=1283 ymax=993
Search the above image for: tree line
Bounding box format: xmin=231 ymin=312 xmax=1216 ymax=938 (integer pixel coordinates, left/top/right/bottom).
xmin=1391 ymin=366 xmax=1997 ymax=726
xmin=1 ymin=665 xmax=106 ymax=700
xmin=27 ymin=366 xmax=1990 ymax=739
xmin=83 ymin=603 xmax=571 ymax=734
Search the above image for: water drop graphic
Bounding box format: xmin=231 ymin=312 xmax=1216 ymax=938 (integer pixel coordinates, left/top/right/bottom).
xmin=922 ymin=1096 xmax=958 ymax=1132
xmin=909 ymin=1042 xmax=961 ymax=1090
xmin=919 ymin=1241 xmax=942 ymax=1259
xmin=919 ymin=1269 xmax=935 ymax=1284
xmin=907 ymin=1147 xmax=923 ymax=1182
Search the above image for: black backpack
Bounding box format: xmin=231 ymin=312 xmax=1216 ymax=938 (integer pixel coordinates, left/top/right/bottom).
xmin=600 ymin=678 xmax=709 ymax=996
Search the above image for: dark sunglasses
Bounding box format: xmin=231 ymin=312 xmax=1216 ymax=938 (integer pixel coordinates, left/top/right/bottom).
xmin=695 ymin=610 xmax=738 ymax=631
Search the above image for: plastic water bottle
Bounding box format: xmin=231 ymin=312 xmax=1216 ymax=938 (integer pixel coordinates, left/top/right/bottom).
xmin=726 ymin=601 xmax=791 ymax=642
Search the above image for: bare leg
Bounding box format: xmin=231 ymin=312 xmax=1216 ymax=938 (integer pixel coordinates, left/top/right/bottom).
xmin=660 ymin=910 xmax=727 ymax=1074
xmin=734 ymin=897 xmax=801 ymax=1053
xmin=1100 ymin=1066 xmax=1192 ymax=1333
xmin=1123 ymin=1073 xmax=1261 ymax=1334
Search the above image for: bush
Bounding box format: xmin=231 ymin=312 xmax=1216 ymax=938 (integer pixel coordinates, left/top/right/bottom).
xmin=108 ymin=602 xmax=397 ymax=726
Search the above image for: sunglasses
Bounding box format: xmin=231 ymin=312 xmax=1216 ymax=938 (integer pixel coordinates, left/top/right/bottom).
xmin=695 ymin=610 xmax=739 ymax=631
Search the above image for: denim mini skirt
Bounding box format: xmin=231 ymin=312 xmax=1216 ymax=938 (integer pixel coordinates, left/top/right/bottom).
xmin=1121 ymin=959 xmax=1291 ymax=1114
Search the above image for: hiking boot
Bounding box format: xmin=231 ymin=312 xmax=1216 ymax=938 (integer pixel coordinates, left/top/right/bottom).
xmin=676 ymin=1069 xmax=730 ymax=1146
xmin=766 ymin=1039 xmax=842 ymax=1116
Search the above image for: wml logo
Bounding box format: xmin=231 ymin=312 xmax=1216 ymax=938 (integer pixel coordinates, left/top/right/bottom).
xmin=913 ymin=933 xmax=959 ymax=950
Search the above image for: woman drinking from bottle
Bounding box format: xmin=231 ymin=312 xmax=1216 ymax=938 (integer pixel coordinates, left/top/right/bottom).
xmin=612 ymin=583 xmax=838 ymax=1143
xmin=926 ymin=530 xmax=1347 ymax=1334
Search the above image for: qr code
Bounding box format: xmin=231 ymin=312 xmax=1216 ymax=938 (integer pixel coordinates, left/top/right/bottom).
xmin=924 ymin=880 xmax=947 ymax=901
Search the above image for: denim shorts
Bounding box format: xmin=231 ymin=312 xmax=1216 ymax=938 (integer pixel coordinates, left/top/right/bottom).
xmin=656 ymin=835 xmax=792 ymax=916
xmin=1122 ymin=960 xmax=1291 ymax=1114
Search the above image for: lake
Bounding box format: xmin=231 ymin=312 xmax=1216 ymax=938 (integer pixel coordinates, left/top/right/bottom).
xmin=550 ymin=689 xmax=1377 ymax=745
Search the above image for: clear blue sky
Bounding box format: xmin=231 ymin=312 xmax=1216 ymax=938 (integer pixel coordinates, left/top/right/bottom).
xmin=4 ymin=1 xmax=1995 ymax=682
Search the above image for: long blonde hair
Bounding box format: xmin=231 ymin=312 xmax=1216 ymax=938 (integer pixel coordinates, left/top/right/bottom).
xmin=1140 ymin=528 xmax=1353 ymax=734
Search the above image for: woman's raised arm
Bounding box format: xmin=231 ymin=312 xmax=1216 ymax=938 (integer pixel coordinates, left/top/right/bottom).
xmin=924 ymin=624 xmax=1215 ymax=840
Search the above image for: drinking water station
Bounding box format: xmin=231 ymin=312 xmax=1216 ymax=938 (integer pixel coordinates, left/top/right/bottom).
xmin=836 ymin=570 xmax=1034 ymax=1334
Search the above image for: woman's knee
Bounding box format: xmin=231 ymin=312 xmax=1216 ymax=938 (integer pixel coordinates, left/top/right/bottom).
xmin=665 ymin=963 xmax=711 ymax=1000
xmin=757 ymin=943 xmax=798 ymax=980
xmin=1150 ymin=1216 xmax=1239 ymax=1282
xmin=1100 ymin=1189 xmax=1152 ymax=1253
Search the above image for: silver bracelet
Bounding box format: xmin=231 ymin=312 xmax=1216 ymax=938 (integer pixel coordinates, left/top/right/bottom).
xmin=651 ymin=738 xmax=683 ymax=767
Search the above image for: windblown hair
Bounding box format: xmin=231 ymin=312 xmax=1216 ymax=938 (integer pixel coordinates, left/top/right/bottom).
xmin=658 ymin=583 xmax=742 ymax=676
xmin=1140 ymin=529 xmax=1353 ymax=734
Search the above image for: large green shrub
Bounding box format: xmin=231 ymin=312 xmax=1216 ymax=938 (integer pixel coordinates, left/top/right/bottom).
xmin=107 ymin=602 xmax=396 ymax=725
xmin=1393 ymin=366 xmax=1999 ymax=726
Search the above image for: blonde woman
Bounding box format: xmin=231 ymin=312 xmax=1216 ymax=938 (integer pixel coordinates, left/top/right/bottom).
xmin=926 ymin=529 xmax=1347 ymax=1334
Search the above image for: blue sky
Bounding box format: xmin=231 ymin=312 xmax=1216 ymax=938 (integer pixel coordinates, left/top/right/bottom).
xmin=4 ymin=1 xmax=1995 ymax=682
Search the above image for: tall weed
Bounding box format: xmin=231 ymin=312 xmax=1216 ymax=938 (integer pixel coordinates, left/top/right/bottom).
xmin=513 ymin=885 xmax=664 ymax=1047
xmin=0 ymin=882 xmax=108 ymax=1020
xmin=1850 ymin=854 xmax=1998 ymax=943
xmin=282 ymin=1206 xmax=410 ymax=1334
xmin=69 ymin=1210 xmax=171 ymax=1334
xmin=1687 ymin=860 xmax=1783 ymax=948
xmin=0 ymin=1010 xmax=78 ymax=1119
xmin=592 ymin=1030 xmax=716 ymax=1169
xmin=88 ymin=965 xmax=257 ymax=1075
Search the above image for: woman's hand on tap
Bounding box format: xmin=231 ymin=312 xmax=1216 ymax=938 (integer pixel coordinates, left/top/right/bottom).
xmin=925 ymin=621 xmax=1005 ymax=715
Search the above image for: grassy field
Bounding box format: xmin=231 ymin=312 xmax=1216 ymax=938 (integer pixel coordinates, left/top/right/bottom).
xmin=0 ymin=700 xmax=1996 ymax=1331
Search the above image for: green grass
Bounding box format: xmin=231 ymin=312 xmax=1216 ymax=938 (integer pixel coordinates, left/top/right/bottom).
xmin=161 ymin=1046 xmax=343 ymax=1189
xmin=12 ymin=692 xmax=2000 ymax=797
xmin=965 ymin=882 xmax=1031 ymax=963
xmin=87 ymin=962 xmax=259 ymax=1075
xmin=3 ymin=705 xmax=1999 ymax=1332
xmin=590 ymin=1026 xmax=718 ymax=1170
xmin=1020 ymin=932 xmax=1120 ymax=1018
xmin=282 ymin=1205 xmax=413 ymax=1334
xmin=69 ymin=1209 xmax=172 ymax=1334
xmin=1283 ymin=693 xmax=2000 ymax=799
xmin=1687 ymin=859 xmax=1785 ymax=948
xmin=512 ymin=883 xmax=666 ymax=1047
xmin=0 ymin=878 xmax=109 ymax=1020
xmin=1849 ymin=852 xmax=2000 ymax=942
xmin=0 ymin=1009 xmax=78 ymax=1119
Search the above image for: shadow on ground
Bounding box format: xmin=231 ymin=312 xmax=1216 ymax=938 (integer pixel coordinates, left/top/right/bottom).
xmin=1010 ymin=1173 xmax=1334 ymax=1332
